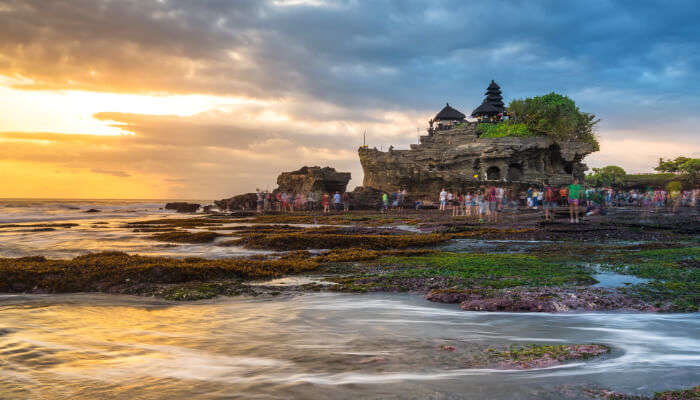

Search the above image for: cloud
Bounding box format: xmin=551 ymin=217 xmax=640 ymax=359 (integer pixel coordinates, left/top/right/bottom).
xmin=91 ymin=168 xmax=131 ymax=178
xmin=0 ymin=0 xmax=699 ymax=197
xmin=0 ymin=99 xmax=425 ymax=197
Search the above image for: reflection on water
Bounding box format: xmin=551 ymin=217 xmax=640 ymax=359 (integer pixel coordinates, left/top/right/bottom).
xmin=0 ymin=199 xmax=274 ymax=259
xmin=1 ymin=293 xmax=698 ymax=399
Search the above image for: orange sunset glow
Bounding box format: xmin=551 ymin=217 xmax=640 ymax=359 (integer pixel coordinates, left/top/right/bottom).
xmin=1 ymin=0 xmax=698 ymax=199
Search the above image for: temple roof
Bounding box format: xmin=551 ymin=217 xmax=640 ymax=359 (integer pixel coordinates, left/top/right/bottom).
xmin=472 ymin=80 xmax=506 ymax=116
xmin=434 ymin=103 xmax=466 ymax=120
xmin=486 ymin=80 xmax=500 ymax=91
xmin=471 ymin=101 xmax=503 ymax=115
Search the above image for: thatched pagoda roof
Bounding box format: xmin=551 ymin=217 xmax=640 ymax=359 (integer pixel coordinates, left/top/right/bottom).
xmin=434 ymin=103 xmax=466 ymax=120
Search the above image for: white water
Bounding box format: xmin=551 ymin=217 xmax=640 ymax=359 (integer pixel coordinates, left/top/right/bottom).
xmin=0 ymin=293 xmax=697 ymax=399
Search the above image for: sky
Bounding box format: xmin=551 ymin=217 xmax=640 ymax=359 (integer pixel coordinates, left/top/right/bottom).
xmin=0 ymin=0 xmax=698 ymax=199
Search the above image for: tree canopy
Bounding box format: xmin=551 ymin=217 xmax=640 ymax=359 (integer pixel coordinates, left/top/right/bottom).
xmin=655 ymin=156 xmax=700 ymax=180
xmin=506 ymin=92 xmax=599 ymax=149
xmin=585 ymin=165 xmax=626 ymax=187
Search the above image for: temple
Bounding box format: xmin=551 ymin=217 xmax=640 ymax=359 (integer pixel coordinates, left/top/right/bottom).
xmin=358 ymin=81 xmax=597 ymax=194
xmin=471 ymin=80 xmax=506 ymax=122
xmin=429 ymin=103 xmax=466 ymax=133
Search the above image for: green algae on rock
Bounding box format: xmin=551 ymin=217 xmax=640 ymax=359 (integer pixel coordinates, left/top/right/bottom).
xmin=483 ymin=344 xmax=610 ymax=369
xmin=221 ymin=233 xmax=450 ymax=250
xmin=150 ymin=231 xmax=221 ymax=243
xmin=0 ymin=251 xmax=320 ymax=294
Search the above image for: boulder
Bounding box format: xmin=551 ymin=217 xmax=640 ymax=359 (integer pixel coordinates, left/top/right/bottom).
xmin=214 ymin=193 xmax=257 ymax=211
xmin=276 ymin=166 xmax=351 ymax=194
xmin=348 ymin=186 xmax=382 ymax=210
xmin=164 ymin=202 xmax=200 ymax=213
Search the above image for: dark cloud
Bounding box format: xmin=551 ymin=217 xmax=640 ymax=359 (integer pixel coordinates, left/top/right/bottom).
xmin=2 ymin=0 xmax=698 ymax=109
xmin=0 ymin=0 xmax=699 ymax=195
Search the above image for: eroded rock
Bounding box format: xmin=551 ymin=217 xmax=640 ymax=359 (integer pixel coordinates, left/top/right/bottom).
xmin=359 ymin=122 xmax=596 ymax=194
xmin=277 ymin=166 xmax=351 ymax=194
xmin=164 ymin=202 xmax=200 ymax=213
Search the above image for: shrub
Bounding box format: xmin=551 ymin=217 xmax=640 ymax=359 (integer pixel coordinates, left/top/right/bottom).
xmin=478 ymin=122 xmax=534 ymax=138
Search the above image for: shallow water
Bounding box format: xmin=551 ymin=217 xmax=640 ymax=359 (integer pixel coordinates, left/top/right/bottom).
xmin=0 ymin=293 xmax=698 ymax=399
xmin=0 ymin=199 xmax=274 ymax=259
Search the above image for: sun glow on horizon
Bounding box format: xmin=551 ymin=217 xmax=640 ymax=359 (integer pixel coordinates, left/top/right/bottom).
xmin=0 ymin=77 xmax=260 ymax=136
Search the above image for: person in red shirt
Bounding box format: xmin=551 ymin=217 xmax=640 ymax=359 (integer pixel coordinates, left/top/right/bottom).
xmin=322 ymin=193 xmax=330 ymax=214
xmin=543 ymin=182 xmax=556 ymax=222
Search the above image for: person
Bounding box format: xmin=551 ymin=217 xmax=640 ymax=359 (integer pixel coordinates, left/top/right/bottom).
xmin=439 ymin=188 xmax=447 ymax=211
xmin=256 ymin=189 xmax=264 ymax=213
xmin=543 ymin=182 xmax=555 ymax=222
xmin=497 ymin=186 xmax=505 ymax=211
xmin=288 ymin=192 xmax=295 ymax=213
xmin=296 ymin=192 xmax=306 ymax=211
xmin=382 ymin=192 xmax=389 ymax=212
xmin=322 ymin=193 xmax=330 ymax=214
xmin=568 ymin=178 xmax=582 ymax=223
xmin=264 ymin=191 xmax=271 ymax=211
xmin=342 ymin=191 xmax=350 ymax=212
xmin=465 ymin=191 xmax=473 ymax=219
xmin=487 ymin=186 xmax=498 ymax=223
xmin=415 ymin=198 xmax=423 ymax=210
xmin=400 ymin=188 xmax=407 ymax=211
xmin=307 ymin=191 xmax=316 ymax=211
xmin=333 ymin=191 xmax=341 ymax=211
xmin=477 ymin=190 xmax=486 ymax=223
xmin=559 ymin=186 xmax=568 ymax=207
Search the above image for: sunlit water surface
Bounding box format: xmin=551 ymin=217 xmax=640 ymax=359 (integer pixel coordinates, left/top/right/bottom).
xmin=0 ymin=293 xmax=698 ymax=399
xmin=0 ymin=199 xmax=272 ymax=259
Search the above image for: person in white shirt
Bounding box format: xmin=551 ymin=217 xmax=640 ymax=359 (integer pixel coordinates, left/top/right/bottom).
xmin=439 ymin=188 xmax=447 ymax=211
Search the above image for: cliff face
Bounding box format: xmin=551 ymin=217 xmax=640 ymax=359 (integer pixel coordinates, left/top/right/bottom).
xmin=359 ymin=123 xmax=595 ymax=194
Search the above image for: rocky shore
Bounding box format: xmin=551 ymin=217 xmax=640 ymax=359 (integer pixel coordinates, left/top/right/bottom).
xmin=0 ymin=208 xmax=697 ymax=311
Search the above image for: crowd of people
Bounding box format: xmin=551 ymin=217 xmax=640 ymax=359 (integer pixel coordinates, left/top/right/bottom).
xmin=255 ymin=189 xmax=350 ymax=214
xmin=431 ymin=179 xmax=699 ymax=223
xmin=254 ymin=182 xmax=699 ymax=223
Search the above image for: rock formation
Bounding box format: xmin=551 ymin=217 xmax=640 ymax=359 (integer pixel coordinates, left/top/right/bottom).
xmin=359 ymin=123 xmax=595 ymax=194
xmin=214 ymin=193 xmax=257 ymax=211
xmin=276 ymin=166 xmax=351 ymax=194
xmin=164 ymin=202 xmax=201 ymax=213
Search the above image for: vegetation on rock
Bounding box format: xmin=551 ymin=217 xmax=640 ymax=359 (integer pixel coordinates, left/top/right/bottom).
xmin=0 ymin=251 xmax=320 ymax=293
xmin=484 ymin=344 xmax=609 ymax=369
xmin=150 ymin=231 xmax=221 ymax=243
xmin=477 ymin=122 xmax=535 ymax=138
xmin=222 ymin=233 xmax=449 ymax=250
xmin=506 ymin=92 xmax=600 ymax=149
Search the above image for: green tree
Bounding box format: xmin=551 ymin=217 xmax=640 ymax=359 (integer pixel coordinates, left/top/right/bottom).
xmin=507 ymin=93 xmax=599 ymax=149
xmin=585 ymin=165 xmax=626 ymax=187
xmin=679 ymin=158 xmax=700 ymax=180
xmin=655 ymin=156 xmax=691 ymax=174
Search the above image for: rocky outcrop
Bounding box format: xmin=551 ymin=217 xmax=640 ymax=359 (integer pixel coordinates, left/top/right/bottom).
xmin=359 ymin=122 xmax=596 ymax=194
xmin=425 ymin=287 xmax=657 ymax=312
xmin=349 ymin=186 xmax=383 ymax=210
xmin=164 ymin=202 xmax=200 ymax=213
xmin=277 ymin=166 xmax=351 ymax=194
xmin=214 ymin=193 xmax=257 ymax=211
